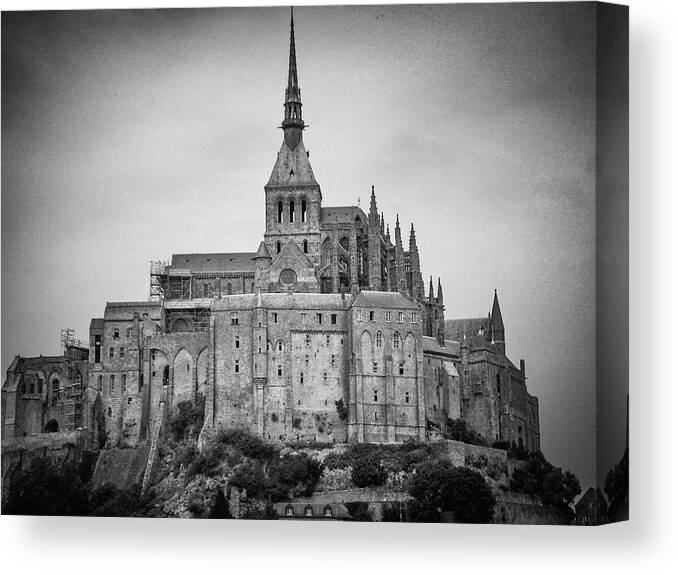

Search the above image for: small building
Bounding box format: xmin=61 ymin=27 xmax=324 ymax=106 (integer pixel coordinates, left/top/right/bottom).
xmin=575 ymin=487 xmax=608 ymax=526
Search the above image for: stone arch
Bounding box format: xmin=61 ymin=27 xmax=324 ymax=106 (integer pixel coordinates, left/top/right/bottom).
xmin=173 ymin=348 xmax=194 ymax=406
xmin=276 ymin=198 xmax=284 ymax=223
xmin=339 ymin=236 xmax=350 ymax=253
xmin=171 ymin=317 xmax=193 ymax=333
xmin=196 ymin=347 xmax=209 ymax=398
xmin=300 ymin=197 xmax=308 ymax=223
xmin=48 ymin=370 xmax=61 ymax=406
xmin=360 ymin=330 xmax=374 ymax=374
xmin=44 ymin=419 xmax=59 ymax=433
xmin=375 ymin=330 xmax=384 ymax=349
xmin=288 ymin=197 xmax=295 ymax=223
xmin=35 ymin=370 xmax=46 ymax=397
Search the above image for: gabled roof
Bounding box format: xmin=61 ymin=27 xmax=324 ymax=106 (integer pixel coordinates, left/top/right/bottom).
xmin=267 ymin=140 xmax=318 ymax=187
xmin=170 ymin=252 xmax=258 ymax=273
xmin=320 ymin=206 xmax=366 ymax=225
xmin=352 ymin=290 xmax=420 ymax=310
xmin=104 ymin=301 xmax=162 ymax=321
xmin=445 ymin=318 xmax=488 ymax=342
xmin=422 ymin=336 xmax=460 ymax=358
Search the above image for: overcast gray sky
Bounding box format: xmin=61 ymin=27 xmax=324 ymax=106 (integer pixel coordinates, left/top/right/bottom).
xmin=1 ymin=3 xmax=624 ymax=490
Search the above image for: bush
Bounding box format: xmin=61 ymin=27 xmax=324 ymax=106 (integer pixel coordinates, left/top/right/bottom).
xmin=167 ymin=393 xmax=205 ymax=442
xmin=351 ymin=453 xmax=388 ymax=488
xmin=90 ymin=483 xmax=152 ymax=517
xmin=408 ymin=461 xmax=496 ymax=523
xmin=444 ymin=418 xmax=487 ymax=446
xmin=335 ymin=399 xmax=348 ymax=421
xmin=4 ymin=457 xmax=90 ymax=516
xmin=509 ymin=451 xmax=580 ymax=516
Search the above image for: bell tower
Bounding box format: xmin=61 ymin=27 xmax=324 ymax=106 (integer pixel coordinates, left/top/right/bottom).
xmin=264 ymin=7 xmax=322 ymax=267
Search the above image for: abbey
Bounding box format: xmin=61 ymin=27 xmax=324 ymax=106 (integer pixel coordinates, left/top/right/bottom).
xmin=2 ymin=11 xmax=540 ymax=454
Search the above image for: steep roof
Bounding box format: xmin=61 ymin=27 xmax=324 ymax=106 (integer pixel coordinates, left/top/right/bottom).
xmin=320 ymin=206 xmax=366 ymax=225
xmin=266 ymin=139 xmax=318 ymax=187
xmin=445 ymin=318 xmax=488 ymax=341
xmin=170 ymin=252 xmax=257 ymax=273
xmin=352 ymin=290 xmax=420 ymax=310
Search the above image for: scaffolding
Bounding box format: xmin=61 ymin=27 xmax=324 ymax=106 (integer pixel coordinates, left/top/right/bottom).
xmin=150 ymin=260 xmax=170 ymax=301
xmin=60 ymin=329 xmax=88 ymax=431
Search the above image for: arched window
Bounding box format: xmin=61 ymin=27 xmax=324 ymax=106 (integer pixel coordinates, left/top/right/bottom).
xmin=289 ymin=199 xmax=295 ymax=223
xmin=277 ymin=200 xmax=283 ymax=223
xmin=301 ymin=200 xmax=307 ymax=222
xmin=303 ymin=239 xmax=308 ymax=253
xmin=109 ymin=374 xmax=115 ymax=393
xmin=227 ymin=282 xmax=233 ymax=295
xmin=376 ymin=331 xmax=384 ymax=347
xmin=393 ymin=332 xmax=401 ymax=349
xmin=97 ymin=375 xmax=103 ymax=391
xmin=277 ymin=340 xmax=283 ymax=352
xmin=203 ymin=283 xmax=209 ymax=298
xmin=276 ymin=241 xmax=281 ymax=254
xmin=323 ymin=505 xmax=333 ymax=517
xmin=122 ymin=374 xmax=127 ymax=392
xmin=304 ymin=505 xmax=313 ymax=517
xmin=286 ymin=505 xmax=294 ymax=517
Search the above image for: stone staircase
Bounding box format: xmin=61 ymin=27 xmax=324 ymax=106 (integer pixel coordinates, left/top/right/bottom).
xmin=141 ymin=389 xmax=167 ymax=492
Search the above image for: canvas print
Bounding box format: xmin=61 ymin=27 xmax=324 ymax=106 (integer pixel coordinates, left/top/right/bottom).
xmin=1 ymin=3 xmax=628 ymax=524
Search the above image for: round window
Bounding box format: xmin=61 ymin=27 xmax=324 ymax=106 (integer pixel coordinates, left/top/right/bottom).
xmin=279 ymin=268 xmax=297 ymax=286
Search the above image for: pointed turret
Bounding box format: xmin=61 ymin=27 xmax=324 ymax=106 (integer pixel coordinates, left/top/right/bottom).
xmin=369 ymin=185 xmax=379 ymax=227
xmin=386 ymin=224 xmax=391 ymax=242
xmin=253 ymin=240 xmax=272 ymax=261
xmin=437 ymin=277 xmax=443 ymax=304
xmin=394 ymin=214 xmax=402 ymax=247
xmin=381 ymin=212 xmax=385 ymax=233
xmin=409 ymin=223 xmax=418 ymax=253
xmin=490 ymin=289 xmax=506 ymax=354
xmin=428 ymin=276 xmax=434 ymax=301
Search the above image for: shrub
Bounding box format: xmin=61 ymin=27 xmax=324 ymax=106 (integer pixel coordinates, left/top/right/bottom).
xmin=167 ymin=393 xmax=205 ymax=442
xmin=335 ymin=399 xmax=348 ymax=421
xmin=509 ymin=451 xmax=581 ymax=517
xmin=351 ymin=453 xmax=388 ymax=488
xmin=408 ymin=460 xmax=496 ymax=523
xmin=4 ymin=457 xmax=90 ymax=516
xmin=444 ymin=418 xmax=486 ymax=446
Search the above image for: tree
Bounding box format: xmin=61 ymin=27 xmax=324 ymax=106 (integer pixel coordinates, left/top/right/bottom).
xmin=351 ymin=453 xmax=388 ymax=488
xmin=509 ymin=451 xmax=581 ymax=520
xmin=408 ymin=460 xmax=495 ymax=523
xmin=4 ymin=458 xmax=90 ymax=516
xmin=604 ymin=448 xmax=629 ymax=521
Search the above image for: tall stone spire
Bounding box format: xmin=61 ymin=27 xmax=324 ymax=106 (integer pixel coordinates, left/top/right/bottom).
xmin=490 ymin=289 xmax=505 ymax=354
xmin=437 ymin=277 xmax=443 ymax=304
xmin=369 ymin=185 xmax=379 ymax=227
xmin=282 ymin=7 xmax=305 ymax=149
xmin=394 ymin=214 xmax=402 ymax=247
xmin=429 ymin=276 xmax=434 ymax=301
xmin=409 ymin=223 xmax=418 ymax=252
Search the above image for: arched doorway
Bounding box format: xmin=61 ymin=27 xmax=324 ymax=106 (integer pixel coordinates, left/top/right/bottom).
xmin=44 ymin=419 xmax=59 ymax=433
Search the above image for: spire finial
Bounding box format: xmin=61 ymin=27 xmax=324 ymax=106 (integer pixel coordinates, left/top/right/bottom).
xmin=281 ymin=6 xmax=304 ymax=147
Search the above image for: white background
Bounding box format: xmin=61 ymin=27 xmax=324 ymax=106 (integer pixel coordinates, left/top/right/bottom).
xmin=1 ymin=0 xmax=675 ymax=573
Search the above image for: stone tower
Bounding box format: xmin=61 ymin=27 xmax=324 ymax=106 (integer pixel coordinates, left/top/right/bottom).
xmin=264 ymin=8 xmax=322 ymax=267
